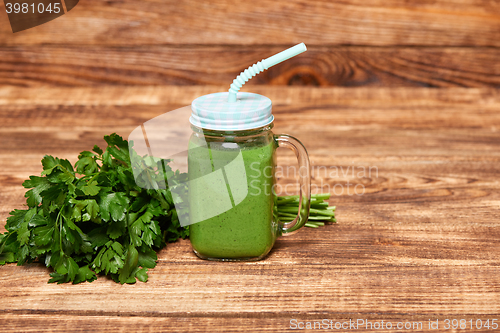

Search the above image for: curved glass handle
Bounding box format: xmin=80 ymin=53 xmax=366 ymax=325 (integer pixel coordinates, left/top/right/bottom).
xmin=275 ymin=134 xmax=311 ymax=235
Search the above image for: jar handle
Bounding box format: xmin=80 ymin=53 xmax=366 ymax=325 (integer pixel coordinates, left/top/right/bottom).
xmin=274 ymin=134 xmax=311 ymax=235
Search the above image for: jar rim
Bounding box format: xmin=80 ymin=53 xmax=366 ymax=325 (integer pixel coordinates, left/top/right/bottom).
xmin=191 ymin=123 xmax=274 ymax=137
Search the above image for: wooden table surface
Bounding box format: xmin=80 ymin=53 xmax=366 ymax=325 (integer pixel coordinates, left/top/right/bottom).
xmin=0 ymin=85 xmax=499 ymax=332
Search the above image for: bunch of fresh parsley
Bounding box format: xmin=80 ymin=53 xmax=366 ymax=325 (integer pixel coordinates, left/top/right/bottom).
xmin=0 ymin=134 xmax=188 ymax=284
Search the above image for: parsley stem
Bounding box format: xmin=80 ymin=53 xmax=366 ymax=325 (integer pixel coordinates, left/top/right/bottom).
xmin=0 ymin=231 xmax=14 ymax=253
xmin=126 ymin=208 xmax=132 ymax=246
xmin=277 ymin=193 xmax=336 ymax=227
xmin=55 ymin=204 xmax=66 ymax=255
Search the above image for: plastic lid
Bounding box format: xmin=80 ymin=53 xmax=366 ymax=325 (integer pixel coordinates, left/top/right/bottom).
xmin=190 ymin=92 xmax=273 ymax=131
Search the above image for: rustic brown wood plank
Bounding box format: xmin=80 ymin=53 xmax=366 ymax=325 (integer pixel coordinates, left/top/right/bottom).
xmin=0 ymin=238 xmax=499 ymax=315
xmin=1 ymin=46 xmax=500 ymax=88
xmin=1 ymin=314 xmax=500 ymax=333
xmin=0 ymin=313 xmax=287 ymax=333
xmin=2 ymin=85 xmax=500 ymax=107
xmin=1 ymin=0 xmax=500 ymax=46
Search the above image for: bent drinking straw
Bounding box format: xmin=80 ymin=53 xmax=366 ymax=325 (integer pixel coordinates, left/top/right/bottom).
xmin=228 ymin=43 xmax=307 ymax=103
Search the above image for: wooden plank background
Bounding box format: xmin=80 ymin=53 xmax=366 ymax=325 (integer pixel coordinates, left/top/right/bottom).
xmin=1 ymin=86 xmax=500 ymax=332
xmin=1 ymin=46 xmax=500 ymax=87
xmin=0 ymin=0 xmax=499 ymax=88
xmin=1 ymin=0 xmax=500 ymax=331
xmin=1 ymin=0 xmax=500 ymax=46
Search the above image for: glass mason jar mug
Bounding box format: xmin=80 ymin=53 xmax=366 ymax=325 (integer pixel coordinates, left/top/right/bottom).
xmin=187 ymin=92 xmax=311 ymax=261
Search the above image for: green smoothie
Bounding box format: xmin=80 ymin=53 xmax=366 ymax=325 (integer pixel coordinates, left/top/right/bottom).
xmin=188 ymin=137 xmax=278 ymax=260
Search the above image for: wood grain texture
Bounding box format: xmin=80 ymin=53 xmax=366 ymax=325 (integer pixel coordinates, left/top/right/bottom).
xmin=1 ymin=0 xmax=500 ymax=46
xmin=2 ymin=85 xmax=500 ymax=106
xmin=0 ymin=314 xmax=290 ymax=333
xmin=1 ymin=46 xmax=500 ymax=88
xmin=1 ymin=86 xmax=500 ymax=332
xmin=2 ymin=0 xmax=500 ymax=329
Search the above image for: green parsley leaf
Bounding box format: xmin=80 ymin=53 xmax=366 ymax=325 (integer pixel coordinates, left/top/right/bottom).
xmin=82 ymin=180 xmax=100 ymax=196
xmin=135 ymin=267 xmax=148 ymax=282
xmin=23 ymin=176 xmax=51 ymax=207
xmin=74 ymin=265 xmax=97 ymax=284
